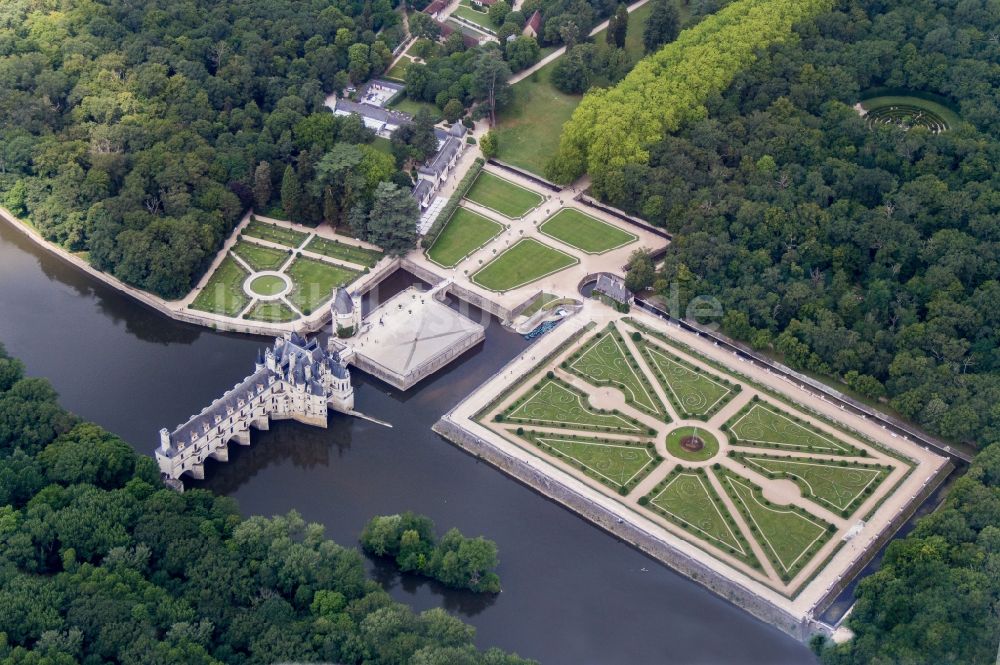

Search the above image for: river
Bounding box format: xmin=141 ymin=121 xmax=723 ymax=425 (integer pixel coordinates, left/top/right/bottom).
xmin=0 ymin=220 xmax=815 ymax=664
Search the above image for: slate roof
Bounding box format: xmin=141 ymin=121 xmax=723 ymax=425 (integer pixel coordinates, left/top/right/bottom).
xmin=412 ymin=178 xmax=433 ymax=203
xmin=334 ymin=99 xmax=412 ymax=127
xmin=418 ymin=137 xmax=462 ymax=177
xmin=594 ymin=273 xmax=632 ymax=304
xmin=333 ymin=287 xmax=354 ymax=316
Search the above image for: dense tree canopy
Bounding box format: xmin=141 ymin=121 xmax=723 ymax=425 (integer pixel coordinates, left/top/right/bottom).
xmin=0 ymin=0 xmax=408 ymax=298
xmin=0 ymin=343 xmax=533 ymax=664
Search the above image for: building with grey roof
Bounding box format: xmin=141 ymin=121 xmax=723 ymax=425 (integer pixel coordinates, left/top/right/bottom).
xmin=156 ymin=331 xmax=354 ymax=485
xmin=417 ymin=136 xmax=464 ymax=187
xmin=593 ymin=273 xmax=633 ymax=306
xmin=412 ymin=178 xmax=434 ymax=210
xmin=333 ymin=98 xmax=413 ymax=137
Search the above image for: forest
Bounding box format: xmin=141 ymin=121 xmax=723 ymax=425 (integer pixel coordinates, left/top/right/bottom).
xmin=0 ymin=344 xmax=533 ymax=664
xmin=0 ymin=0 xmax=419 ymax=298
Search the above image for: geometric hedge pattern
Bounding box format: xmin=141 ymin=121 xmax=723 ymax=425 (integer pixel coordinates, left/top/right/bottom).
xmin=486 ymin=318 xmax=909 ymax=592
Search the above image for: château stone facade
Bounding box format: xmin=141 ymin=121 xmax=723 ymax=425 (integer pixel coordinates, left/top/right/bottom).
xmin=156 ymin=332 xmax=354 ymax=483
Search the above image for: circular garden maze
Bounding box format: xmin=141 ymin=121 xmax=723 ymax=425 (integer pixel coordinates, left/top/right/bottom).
xmin=861 ymin=96 xmax=954 ymax=133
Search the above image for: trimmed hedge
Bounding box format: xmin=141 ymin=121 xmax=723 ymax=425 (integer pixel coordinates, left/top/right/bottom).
xmin=421 ymin=157 xmax=485 ymax=249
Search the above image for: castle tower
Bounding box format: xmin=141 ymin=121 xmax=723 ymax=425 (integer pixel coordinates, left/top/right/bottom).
xmin=332 ymin=286 xmax=360 ymax=338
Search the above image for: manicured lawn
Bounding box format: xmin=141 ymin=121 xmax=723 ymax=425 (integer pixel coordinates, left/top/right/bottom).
xmin=470 ymin=238 xmax=577 ymax=291
xmin=717 ymin=468 xmax=832 ymax=581
xmin=538 ymin=208 xmax=636 ymax=253
xmin=503 ymin=377 xmax=648 ymax=434
xmin=452 ymin=1 xmax=495 ymax=31
xmin=640 ymin=342 xmax=736 ymax=418
xmin=189 ymin=256 xmax=250 ymax=317
xmin=245 ymin=301 xmax=297 ymax=323
xmin=494 ymin=60 xmax=582 ymax=176
xmin=567 ymin=327 xmax=667 ymax=418
xmin=426 ymin=207 xmax=505 ymax=268
xmin=726 ymin=399 xmax=863 ymax=456
xmin=464 ymin=171 xmax=543 ymax=218
xmin=388 ymin=95 xmax=442 ymax=122
xmin=665 ymin=426 xmax=719 ymax=463
xmin=285 ymin=257 xmax=360 ymax=314
xmin=519 ymin=292 xmax=561 ymax=317
xmin=306 ymin=235 xmax=383 ymax=268
xmin=243 ymin=219 xmax=308 ymax=248
xmin=384 ymin=58 xmax=410 ymax=82
xmin=733 ymin=453 xmax=890 ymax=515
xmin=231 ymin=240 xmax=289 ymax=271
xmin=371 ymin=136 xmax=394 ymax=156
xmin=248 ymin=275 xmax=286 ymax=297
xmin=517 ymin=430 xmax=660 ymax=493
xmin=644 ymin=468 xmax=757 ymax=565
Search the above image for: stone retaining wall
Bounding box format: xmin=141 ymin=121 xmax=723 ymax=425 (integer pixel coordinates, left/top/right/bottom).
xmin=433 ymin=416 xmax=818 ymax=643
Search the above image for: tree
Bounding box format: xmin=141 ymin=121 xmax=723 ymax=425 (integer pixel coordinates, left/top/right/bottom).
xmin=253 ymin=161 xmax=272 ymax=210
xmin=280 ymin=165 xmax=302 ymax=221
xmin=471 ymin=49 xmax=512 ymax=126
xmin=443 ymin=99 xmax=464 ymax=124
xmin=409 ymin=12 xmax=441 ymax=40
xmin=504 ymin=36 xmax=540 ymax=72
xmin=550 ymin=47 xmax=590 ymax=93
xmin=480 ymin=131 xmax=499 ymax=158
xmin=488 ymin=0 xmax=511 ymax=26
xmin=643 ymin=0 xmax=680 ymax=53
xmin=364 ymin=182 xmax=418 ymax=253
xmin=624 ymin=249 xmax=654 ymax=292
xmin=607 ymin=4 xmax=628 ymax=49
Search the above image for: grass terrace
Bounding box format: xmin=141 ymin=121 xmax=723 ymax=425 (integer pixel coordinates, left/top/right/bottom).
xmin=244 ymin=301 xmax=297 ymax=323
xmin=515 ymin=429 xmax=660 ymax=494
xmin=665 ymin=426 xmax=720 ymax=463
xmin=725 ymin=398 xmax=864 ymax=456
xmin=538 ymin=208 xmax=637 ymax=254
xmin=306 ymin=235 xmax=383 ymax=268
xmin=426 ymin=207 xmax=505 ymax=268
xmin=471 ymin=238 xmax=578 ymax=291
xmin=464 ymin=171 xmax=544 ymax=218
xmin=189 ymin=256 xmax=250 ymax=317
xmin=643 ymin=467 xmax=758 ymax=567
xmin=232 ymin=240 xmax=290 ymax=272
xmin=716 ymin=467 xmax=833 ymax=582
xmin=285 ymin=257 xmax=360 ymax=314
xmin=566 ymin=326 xmax=667 ymax=419
xmin=501 ymin=377 xmax=650 ymax=434
xmin=732 ymin=452 xmax=890 ymax=516
xmin=639 ymin=340 xmax=738 ymax=419
xmin=384 ymin=58 xmax=410 ymax=82
xmin=452 ymin=0 xmax=495 ymax=31
xmin=243 ymin=219 xmax=308 ymax=248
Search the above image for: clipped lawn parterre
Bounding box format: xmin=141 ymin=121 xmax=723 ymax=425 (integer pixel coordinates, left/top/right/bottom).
xmin=644 ymin=467 xmax=758 ymax=566
xmin=232 ymin=240 xmax=290 ymax=272
xmin=471 ymin=238 xmax=577 ymax=291
xmin=285 ymin=257 xmax=360 ymax=314
xmin=189 ymin=256 xmax=250 ymax=317
xmin=248 ymin=275 xmax=286 ymax=297
xmin=306 ymin=235 xmax=383 ymax=268
xmin=515 ymin=429 xmax=660 ymax=493
xmin=538 ymin=208 xmax=637 ymax=254
xmin=502 ymin=377 xmax=649 ymax=434
xmin=464 ymin=171 xmax=543 ymax=218
xmin=245 ymin=301 xmax=297 ymax=323
xmin=243 ymin=219 xmax=308 ymax=248
xmin=426 ymin=207 xmax=505 ymax=268
xmin=566 ymin=327 xmax=667 ymax=419
xmin=716 ymin=468 xmax=833 ymax=581
xmin=725 ymin=398 xmax=864 ymax=456
xmin=639 ymin=341 xmax=738 ymax=419
xmin=733 ymin=453 xmax=890 ymax=516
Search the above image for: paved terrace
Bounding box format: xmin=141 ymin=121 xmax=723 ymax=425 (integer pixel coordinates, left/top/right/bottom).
xmin=337 ymin=284 xmax=485 ymax=390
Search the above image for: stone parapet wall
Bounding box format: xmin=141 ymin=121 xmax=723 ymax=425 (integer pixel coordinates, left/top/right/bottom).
xmin=432 ymin=415 xmax=818 ymax=643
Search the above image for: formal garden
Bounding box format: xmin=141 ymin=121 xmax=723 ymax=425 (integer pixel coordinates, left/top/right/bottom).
xmin=463 ymin=171 xmax=544 ymax=219
xmin=479 ymin=318 xmax=914 ymax=591
xmin=538 ymin=208 xmax=637 ymax=254
xmin=471 ymin=238 xmax=578 ymax=291
xmin=188 ymin=219 xmax=374 ymax=323
xmin=426 ymin=207 xmax=506 ymax=268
